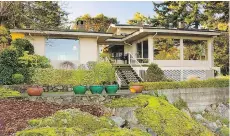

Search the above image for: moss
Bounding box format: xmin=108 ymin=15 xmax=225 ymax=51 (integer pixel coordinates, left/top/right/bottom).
xmin=105 ymin=95 xmax=149 ymax=108
xmin=28 ymin=109 xmax=114 ymax=134
xmin=107 ymin=95 xmax=213 ymax=136
xmin=16 ymin=127 xmax=83 ymax=136
xmin=203 ymin=112 xmax=229 ymax=126
xmin=172 ymin=97 xmax=188 ymax=110
xmin=219 ymin=126 xmax=229 ymax=136
xmin=0 ymin=87 xmax=21 ymax=98
xmin=93 ymin=128 xmax=151 ymax=136
xmin=17 ymin=109 xmax=150 ymax=136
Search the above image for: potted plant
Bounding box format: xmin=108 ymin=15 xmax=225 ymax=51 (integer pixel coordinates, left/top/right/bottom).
xmin=72 ymin=69 xmax=88 ymax=94
xmin=27 ymin=85 xmax=44 ymax=96
xmin=129 ymin=83 xmax=144 ymax=93
xmin=104 ymin=64 xmax=119 ymax=94
xmin=89 ymin=62 xmax=105 ymax=94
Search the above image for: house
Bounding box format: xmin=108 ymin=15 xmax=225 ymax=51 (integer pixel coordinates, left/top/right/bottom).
xmin=10 ymin=24 xmax=220 ymax=86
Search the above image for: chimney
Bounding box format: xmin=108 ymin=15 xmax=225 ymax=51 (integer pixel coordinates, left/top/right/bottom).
xmin=178 ymin=21 xmax=185 ymax=29
xmin=76 ymin=20 xmax=86 ymax=31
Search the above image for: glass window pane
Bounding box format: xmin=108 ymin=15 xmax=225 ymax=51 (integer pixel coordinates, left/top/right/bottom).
xmin=183 ymin=39 xmax=208 ymax=60
xmin=154 ymin=38 xmax=180 ymax=60
xmin=45 ymin=39 xmax=79 ymax=61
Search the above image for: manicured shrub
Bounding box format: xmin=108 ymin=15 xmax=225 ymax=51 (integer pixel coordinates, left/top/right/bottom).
xmin=12 ymin=38 xmax=34 ymax=55
xmin=32 ymin=68 xmax=92 ymax=86
xmin=0 ymin=47 xmax=19 ymax=84
xmin=12 ymin=73 xmax=25 ymax=84
xmin=106 ymin=95 xmax=213 ymax=136
xmin=18 ymin=51 xmax=51 ymax=68
xmin=92 ymin=62 xmax=115 ymax=84
xmin=0 ymin=87 xmax=21 ymax=98
xmin=146 ymin=63 xmax=166 ymax=82
xmin=130 ymin=78 xmax=229 ymax=91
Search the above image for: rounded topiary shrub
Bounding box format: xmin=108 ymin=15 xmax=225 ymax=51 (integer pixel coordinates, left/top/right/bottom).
xmin=146 ymin=63 xmax=166 ymax=82
xmin=12 ymin=73 xmax=25 ymax=84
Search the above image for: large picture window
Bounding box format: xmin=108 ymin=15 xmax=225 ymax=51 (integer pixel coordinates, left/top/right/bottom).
xmin=183 ymin=39 xmax=208 ymax=60
xmin=45 ymin=38 xmax=79 ymax=61
xmin=154 ymin=38 xmax=180 ymax=60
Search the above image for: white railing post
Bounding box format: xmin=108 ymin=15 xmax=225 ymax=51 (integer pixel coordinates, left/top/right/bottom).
xmin=128 ymin=52 xmax=144 ymax=81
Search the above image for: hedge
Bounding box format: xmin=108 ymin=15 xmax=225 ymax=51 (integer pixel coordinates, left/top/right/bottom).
xmin=130 ymin=77 xmax=229 ymax=91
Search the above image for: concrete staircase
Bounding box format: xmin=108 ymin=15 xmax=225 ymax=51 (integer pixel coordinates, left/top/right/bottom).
xmin=114 ymin=64 xmax=142 ymax=89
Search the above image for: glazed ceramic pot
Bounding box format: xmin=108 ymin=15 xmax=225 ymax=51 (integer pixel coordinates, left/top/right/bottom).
xmin=89 ymin=85 xmax=104 ymax=94
xmin=129 ymin=85 xmax=144 ymax=93
xmin=73 ymin=85 xmax=87 ymax=94
xmin=27 ymin=87 xmax=43 ymax=96
xmin=105 ymin=85 xmax=119 ymax=94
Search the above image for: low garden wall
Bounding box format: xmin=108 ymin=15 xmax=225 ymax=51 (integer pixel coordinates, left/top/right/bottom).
xmin=145 ymin=87 xmax=229 ymax=112
xmin=11 ymin=94 xmax=135 ymax=105
xmin=3 ymin=85 xmax=73 ymax=93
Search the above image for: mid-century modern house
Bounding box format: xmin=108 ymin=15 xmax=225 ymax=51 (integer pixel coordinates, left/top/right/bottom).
xmin=10 ymin=23 xmax=220 ymax=87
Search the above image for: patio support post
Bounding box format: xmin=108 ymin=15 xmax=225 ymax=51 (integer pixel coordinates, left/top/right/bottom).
xmin=148 ymin=35 xmax=154 ymax=63
xmin=180 ymin=38 xmax=184 ymax=81
xmin=208 ymin=38 xmax=214 ymax=68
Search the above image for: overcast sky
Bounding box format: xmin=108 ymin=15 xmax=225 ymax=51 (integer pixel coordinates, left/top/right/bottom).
xmin=63 ymin=1 xmax=155 ymax=24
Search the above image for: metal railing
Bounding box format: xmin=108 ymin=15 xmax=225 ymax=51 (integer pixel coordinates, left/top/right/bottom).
xmin=128 ymin=53 xmax=144 ymax=81
xmin=105 ymin=56 xmax=122 ymax=87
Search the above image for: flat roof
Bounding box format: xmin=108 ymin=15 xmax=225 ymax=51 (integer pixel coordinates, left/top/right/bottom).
xmin=10 ymin=29 xmax=113 ymax=37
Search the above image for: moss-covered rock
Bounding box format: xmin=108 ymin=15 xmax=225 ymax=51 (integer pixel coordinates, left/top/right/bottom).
xmin=28 ymin=109 xmax=114 ymax=133
xmin=0 ymin=87 xmax=21 ymax=98
xmin=16 ymin=109 xmax=149 ymax=136
xmin=106 ymin=95 xmax=214 ymax=136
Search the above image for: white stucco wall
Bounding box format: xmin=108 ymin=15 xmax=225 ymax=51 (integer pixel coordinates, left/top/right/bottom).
xmin=79 ymin=37 xmax=98 ymax=64
xmin=25 ymin=36 xmax=46 ymax=56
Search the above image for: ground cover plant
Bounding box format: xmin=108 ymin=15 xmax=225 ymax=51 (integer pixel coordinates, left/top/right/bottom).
xmin=16 ymin=109 xmax=149 ymax=136
xmin=106 ymin=95 xmax=213 ymax=136
xmin=0 ymin=87 xmax=21 ymax=98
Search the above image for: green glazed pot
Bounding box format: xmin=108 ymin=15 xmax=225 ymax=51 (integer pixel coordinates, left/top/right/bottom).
xmin=105 ymin=85 xmax=119 ymax=94
xmin=73 ymin=86 xmax=87 ymax=94
xmin=89 ymin=85 xmax=104 ymax=94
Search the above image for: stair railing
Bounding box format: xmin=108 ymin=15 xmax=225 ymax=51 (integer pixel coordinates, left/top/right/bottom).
xmin=105 ymin=56 xmax=122 ymax=87
xmin=128 ymin=53 xmax=144 ymax=81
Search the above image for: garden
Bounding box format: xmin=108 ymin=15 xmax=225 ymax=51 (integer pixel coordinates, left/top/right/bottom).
xmin=0 ymin=26 xmax=229 ymax=136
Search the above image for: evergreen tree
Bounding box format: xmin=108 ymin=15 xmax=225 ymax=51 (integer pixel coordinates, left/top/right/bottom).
xmin=0 ymin=1 xmax=68 ymax=29
xmin=146 ymin=63 xmax=166 ymax=82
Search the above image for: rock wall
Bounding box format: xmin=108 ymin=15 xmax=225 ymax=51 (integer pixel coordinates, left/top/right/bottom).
xmin=3 ymin=85 xmax=73 ymax=93
xmin=153 ymin=87 xmax=229 ymax=112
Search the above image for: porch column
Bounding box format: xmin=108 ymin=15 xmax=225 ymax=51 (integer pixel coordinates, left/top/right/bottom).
xmin=208 ymin=38 xmax=214 ymax=68
xmin=131 ymin=42 xmax=137 ymax=57
xmin=148 ymin=35 xmax=154 ymax=63
xmin=180 ymin=38 xmax=184 ymax=81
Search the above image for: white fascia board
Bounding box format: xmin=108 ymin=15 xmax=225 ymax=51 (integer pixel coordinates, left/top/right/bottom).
xmin=106 ymin=39 xmax=123 ymax=42
xmin=142 ymin=29 xmax=221 ymax=36
xmin=10 ymin=29 xmax=113 ymax=37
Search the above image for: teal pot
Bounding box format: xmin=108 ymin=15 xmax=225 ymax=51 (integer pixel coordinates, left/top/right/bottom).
xmin=89 ymin=85 xmax=104 ymax=94
xmin=73 ymin=85 xmax=87 ymax=94
xmin=105 ymin=85 xmax=119 ymax=94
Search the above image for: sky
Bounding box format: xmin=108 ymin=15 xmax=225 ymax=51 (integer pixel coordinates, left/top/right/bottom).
xmin=63 ymin=1 xmax=155 ymax=24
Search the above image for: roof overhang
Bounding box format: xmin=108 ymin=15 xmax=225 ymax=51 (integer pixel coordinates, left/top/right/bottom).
xmin=10 ymin=29 xmax=113 ymax=44
xmin=105 ymin=28 xmax=221 ymax=43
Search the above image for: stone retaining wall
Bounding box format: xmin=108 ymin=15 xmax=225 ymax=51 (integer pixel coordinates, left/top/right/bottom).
xmin=3 ymin=85 xmax=73 ymax=93
xmin=16 ymin=94 xmax=135 ymax=105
